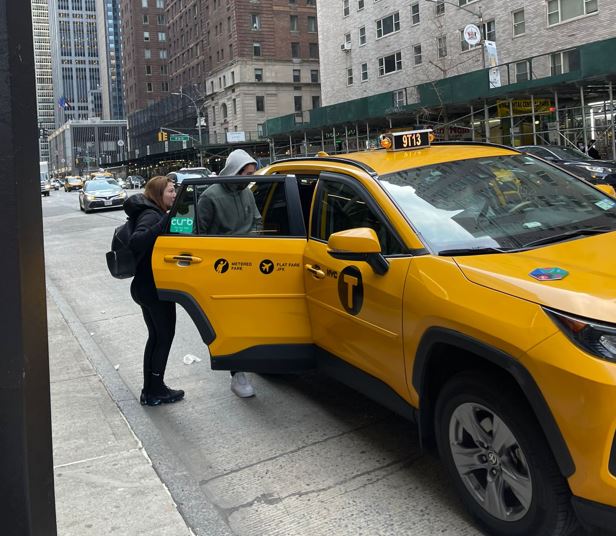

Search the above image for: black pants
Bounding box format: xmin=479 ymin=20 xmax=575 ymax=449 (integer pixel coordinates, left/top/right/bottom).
xmin=132 ymin=287 xmax=176 ymax=390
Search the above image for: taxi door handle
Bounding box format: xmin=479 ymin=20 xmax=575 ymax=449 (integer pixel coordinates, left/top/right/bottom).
xmin=305 ymin=264 xmax=325 ymax=279
xmin=164 ymin=254 xmax=203 ymax=265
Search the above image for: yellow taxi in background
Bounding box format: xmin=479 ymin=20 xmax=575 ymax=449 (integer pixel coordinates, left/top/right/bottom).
xmin=152 ymin=131 xmax=616 ymax=536
xmin=64 ymin=175 xmax=83 ymax=192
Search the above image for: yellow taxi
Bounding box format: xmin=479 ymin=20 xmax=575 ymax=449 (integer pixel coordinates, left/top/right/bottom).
xmin=152 ymin=130 xmax=616 ymax=536
xmin=64 ymin=175 xmax=83 ymax=192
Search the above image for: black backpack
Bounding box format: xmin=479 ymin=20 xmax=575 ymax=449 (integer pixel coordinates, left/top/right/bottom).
xmin=106 ymin=218 xmax=136 ymax=279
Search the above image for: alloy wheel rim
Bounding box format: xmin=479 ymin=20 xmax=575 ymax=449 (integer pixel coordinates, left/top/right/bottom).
xmin=449 ymin=402 xmax=532 ymax=522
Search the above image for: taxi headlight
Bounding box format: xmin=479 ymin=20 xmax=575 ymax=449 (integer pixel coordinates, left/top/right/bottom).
xmin=545 ymin=307 xmax=616 ymax=362
xmin=85 ymin=194 xmax=96 ymax=201
xmin=119 ymin=191 xmax=127 ymax=197
xmin=584 ymin=165 xmax=609 ymax=174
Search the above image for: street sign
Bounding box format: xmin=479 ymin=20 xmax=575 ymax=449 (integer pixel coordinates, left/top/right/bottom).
xmin=463 ymin=24 xmax=481 ymax=46
xmin=170 ymin=134 xmax=190 ymax=142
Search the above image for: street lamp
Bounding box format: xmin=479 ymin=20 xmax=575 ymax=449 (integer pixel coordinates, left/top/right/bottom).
xmin=424 ymin=0 xmax=485 ymax=69
xmin=172 ymin=91 xmax=204 ymax=166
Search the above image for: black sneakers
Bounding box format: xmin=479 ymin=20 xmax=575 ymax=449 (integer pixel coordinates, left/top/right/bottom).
xmin=140 ymin=385 xmax=185 ymax=406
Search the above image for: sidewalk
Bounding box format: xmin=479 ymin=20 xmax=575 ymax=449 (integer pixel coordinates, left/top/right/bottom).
xmin=47 ymin=294 xmax=193 ymax=536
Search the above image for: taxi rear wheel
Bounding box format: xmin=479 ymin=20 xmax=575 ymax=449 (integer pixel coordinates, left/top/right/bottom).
xmin=435 ymin=372 xmax=577 ymax=536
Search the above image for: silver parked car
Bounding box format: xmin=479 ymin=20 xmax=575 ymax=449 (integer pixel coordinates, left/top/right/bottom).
xmin=79 ymin=178 xmax=127 ymax=213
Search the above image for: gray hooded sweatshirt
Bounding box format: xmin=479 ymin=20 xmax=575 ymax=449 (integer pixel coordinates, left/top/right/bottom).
xmin=197 ymin=149 xmax=262 ymax=235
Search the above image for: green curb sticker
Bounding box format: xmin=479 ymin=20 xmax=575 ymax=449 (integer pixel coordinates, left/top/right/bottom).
xmin=170 ymin=217 xmax=194 ymax=234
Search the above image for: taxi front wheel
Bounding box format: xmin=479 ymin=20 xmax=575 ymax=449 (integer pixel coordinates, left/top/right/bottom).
xmin=435 ymin=372 xmax=578 ymax=536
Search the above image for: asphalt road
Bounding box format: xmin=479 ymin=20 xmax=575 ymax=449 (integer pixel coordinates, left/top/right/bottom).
xmin=41 ymin=188 xmax=594 ymax=536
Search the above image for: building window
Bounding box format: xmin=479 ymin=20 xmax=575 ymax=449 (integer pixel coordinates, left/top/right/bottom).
xmin=347 ymin=67 xmax=353 ymax=85
xmin=309 ymin=43 xmax=319 ymax=58
xmin=512 ymin=9 xmax=525 ymax=36
xmin=307 ymin=0 xmax=315 ymax=5
xmin=146 ymin=82 xmax=153 ymax=92
xmin=411 ymin=2 xmax=420 ymax=24
xmin=361 ymin=62 xmax=368 ymax=81
xmin=293 ymin=69 xmax=301 ymax=82
xmin=413 ymin=44 xmax=422 ymax=65
xmin=252 ymin=14 xmax=261 ymax=30
xmin=253 ymin=42 xmax=261 ymax=56
xmin=393 ymin=89 xmax=405 ymax=107
xmin=221 ymin=103 xmax=228 ymax=120
xmin=158 ymin=32 xmax=166 ymax=41
xmin=359 ymin=26 xmax=366 ymax=45
xmin=307 ymin=16 xmax=317 ymax=32
xmin=143 ymin=14 xmax=149 ymax=24
xmin=290 ymin=15 xmax=298 ymax=31
xmin=294 ymin=95 xmax=302 ymax=112
xmin=156 ymin=0 xmax=164 ymax=7
xmin=458 ymin=0 xmax=476 ymax=5
xmin=141 ymin=0 xmax=147 ymax=7
xmin=256 ymin=95 xmax=265 ymax=111
xmin=144 ymin=48 xmax=151 ymax=59
xmin=161 ymin=81 xmax=169 ymax=91
xmin=550 ymin=49 xmax=579 ymax=75
xmin=437 ymin=36 xmax=447 ymax=58
xmin=157 ymin=14 xmax=165 ymax=24
xmin=233 ymin=98 xmax=237 ymax=114
xmin=255 ymin=67 xmax=263 ymax=81
xmin=376 ymin=12 xmax=400 ymax=39
xmin=343 ymin=0 xmax=349 ymax=16
xmin=143 ymin=31 xmax=150 ymax=41
xmin=159 ymin=49 xmax=167 ymax=59
xmin=312 ymin=95 xmax=320 ymax=109
xmin=435 ymin=0 xmax=444 ymax=16
xmin=344 ymin=32 xmax=351 ymax=45
xmin=378 ymin=51 xmax=402 ymax=76
xmin=160 ymin=64 xmax=167 ymax=74
xmin=145 ymin=65 xmax=152 ymax=75
xmin=291 ymin=42 xmax=300 ymax=58
xmin=358 ymin=0 xmax=364 ymax=9
xmin=310 ymin=69 xmax=319 ymax=83
xmin=547 ymin=0 xmax=597 ymax=25
xmin=482 ymin=20 xmax=496 ymax=42
xmin=515 ymin=60 xmax=530 ymax=82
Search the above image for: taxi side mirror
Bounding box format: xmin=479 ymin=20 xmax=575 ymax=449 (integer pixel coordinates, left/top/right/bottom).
xmin=327 ymin=227 xmax=389 ymax=275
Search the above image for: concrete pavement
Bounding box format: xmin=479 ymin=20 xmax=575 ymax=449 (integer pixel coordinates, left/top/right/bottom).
xmin=48 ymin=285 xmax=194 ymax=536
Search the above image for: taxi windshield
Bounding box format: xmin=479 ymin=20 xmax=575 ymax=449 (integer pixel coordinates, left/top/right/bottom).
xmin=85 ymin=179 xmax=121 ymax=191
xmin=380 ymin=154 xmax=616 ymax=254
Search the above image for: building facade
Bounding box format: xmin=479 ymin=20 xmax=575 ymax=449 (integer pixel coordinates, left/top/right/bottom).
xmin=96 ymin=0 xmax=125 ymax=119
xmin=317 ymin=0 xmax=615 ymax=106
xmin=48 ymin=118 xmax=128 ymax=175
xmin=119 ymin=0 xmax=170 ymax=116
xmin=262 ymin=0 xmax=616 ymax=159
xmin=49 ymin=0 xmax=106 ymax=126
xmin=31 ymin=0 xmax=55 ymax=162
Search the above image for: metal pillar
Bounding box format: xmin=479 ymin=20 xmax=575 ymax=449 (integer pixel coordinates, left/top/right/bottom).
xmin=288 ymin=135 xmax=292 ymax=156
xmin=333 ymin=127 xmax=337 ymax=153
xmin=580 ymin=86 xmax=588 ymax=150
xmin=344 ymin=125 xmax=349 ymax=153
xmin=470 ymin=105 xmax=475 ymax=141
xmin=509 ymin=99 xmax=514 ymax=146
xmin=366 ymin=122 xmax=370 ymax=148
xmin=554 ymin=90 xmax=561 ymax=144
xmin=484 ymin=100 xmax=490 ymax=142
xmin=0 ymin=0 xmax=57 ymax=533
xmin=355 ymin=122 xmax=359 ymax=151
xmin=610 ymin=82 xmax=616 ymax=160
xmin=303 ymin=131 xmax=308 ymax=156
xmin=321 ymin=129 xmax=325 ymax=151
xmin=531 ymin=94 xmax=537 ymax=145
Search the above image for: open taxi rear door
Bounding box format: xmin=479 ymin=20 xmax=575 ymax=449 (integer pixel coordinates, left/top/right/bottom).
xmin=152 ymin=174 xmax=314 ymax=372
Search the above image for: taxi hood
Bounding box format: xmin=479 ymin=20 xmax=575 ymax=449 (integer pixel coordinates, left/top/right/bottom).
xmin=454 ymin=232 xmax=616 ymax=322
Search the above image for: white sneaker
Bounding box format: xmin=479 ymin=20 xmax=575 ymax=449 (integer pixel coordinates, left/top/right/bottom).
xmin=230 ymin=372 xmax=255 ymax=398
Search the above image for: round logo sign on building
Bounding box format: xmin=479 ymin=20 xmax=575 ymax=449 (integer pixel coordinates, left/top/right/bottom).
xmin=463 ymin=24 xmax=482 ymax=46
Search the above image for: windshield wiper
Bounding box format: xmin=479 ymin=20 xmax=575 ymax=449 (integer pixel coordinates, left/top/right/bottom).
xmin=521 ymin=227 xmax=613 ymax=248
xmin=438 ymin=246 xmax=516 ymax=256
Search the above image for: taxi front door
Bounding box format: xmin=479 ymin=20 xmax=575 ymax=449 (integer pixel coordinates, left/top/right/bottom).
xmin=302 ymin=173 xmax=411 ymax=401
xmin=152 ymin=175 xmax=313 ymax=372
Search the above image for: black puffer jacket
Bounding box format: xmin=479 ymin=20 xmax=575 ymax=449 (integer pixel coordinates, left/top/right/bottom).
xmin=124 ymin=194 xmax=168 ymax=303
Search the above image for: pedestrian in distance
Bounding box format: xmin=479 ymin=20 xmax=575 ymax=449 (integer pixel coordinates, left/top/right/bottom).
xmin=124 ymin=176 xmax=185 ymax=406
xmin=587 ymin=139 xmax=601 ymax=160
xmin=197 ymin=149 xmax=260 ymax=398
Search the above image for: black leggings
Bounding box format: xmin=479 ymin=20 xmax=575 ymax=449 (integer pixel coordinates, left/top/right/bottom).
xmin=132 ymin=291 xmax=176 ymax=384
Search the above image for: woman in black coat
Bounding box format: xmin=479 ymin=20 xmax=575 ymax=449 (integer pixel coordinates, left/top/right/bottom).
xmin=124 ymin=176 xmax=184 ymax=406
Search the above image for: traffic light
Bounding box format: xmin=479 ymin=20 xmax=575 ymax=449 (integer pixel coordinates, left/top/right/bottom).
xmin=157 ymin=130 xmax=168 ymax=142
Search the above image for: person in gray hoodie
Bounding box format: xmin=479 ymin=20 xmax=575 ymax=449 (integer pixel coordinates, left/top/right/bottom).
xmin=197 ymin=149 xmax=259 ymax=397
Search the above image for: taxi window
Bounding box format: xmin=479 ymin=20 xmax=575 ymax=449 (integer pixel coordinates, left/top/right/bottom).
xmin=311 ymin=179 xmax=404 ymax=255
xmin=168 ymin=179 xmax=303 ymax=237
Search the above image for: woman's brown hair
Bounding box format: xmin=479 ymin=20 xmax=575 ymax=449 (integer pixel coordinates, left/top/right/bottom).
xmin=144 ymin=175 xmax=174 ymax=212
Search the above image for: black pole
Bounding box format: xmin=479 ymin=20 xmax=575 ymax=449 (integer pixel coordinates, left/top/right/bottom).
xmin=0 ymin=0 xmax=57 ymax=534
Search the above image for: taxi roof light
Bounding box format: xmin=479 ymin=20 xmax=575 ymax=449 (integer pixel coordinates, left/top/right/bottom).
xmin=379 ymin=129 xmax=433 ymax=152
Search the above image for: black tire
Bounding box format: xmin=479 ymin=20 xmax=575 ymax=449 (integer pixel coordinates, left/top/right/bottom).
xmin=79 ymin=199 xmax=84 ymax=211
xmin=435 ymin=372 xmax=578 ymax=536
